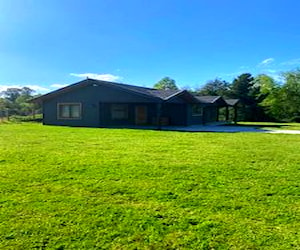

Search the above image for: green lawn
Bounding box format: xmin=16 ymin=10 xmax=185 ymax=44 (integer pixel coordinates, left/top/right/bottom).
xmin=0 ymin=123 xmax=299 ymax=249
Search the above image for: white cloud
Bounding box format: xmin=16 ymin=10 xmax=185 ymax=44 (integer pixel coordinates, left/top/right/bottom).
xmin=50 ymin=83 xmax=68 ymax=89
xmin=26 ymin=85 xmax=50 ymax=92
xmin=259 ymin=69 xmax=284 ymax=83
xmin=280 ymin=58 xmax=300 ymax=66
xmin=0 ymin=84 xmax=50 ymax=93
xmin=268 ymin=73 xmax=284 ymax=83
xmin=262 ymin=69 xmax=277 ymax=74
xmin=258 ymin=58 xmax=275 ymax=67
xmin=70 ymin=73 xmax=122 ymax=82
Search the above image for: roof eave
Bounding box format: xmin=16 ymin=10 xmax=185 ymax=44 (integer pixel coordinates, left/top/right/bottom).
xmin=30 ymin=78 xmax=163 ymax=103
xmin=164 ymin=90 xmax=199 ymax=103
xmin=30 ymin=79 xmax=90 ymax=102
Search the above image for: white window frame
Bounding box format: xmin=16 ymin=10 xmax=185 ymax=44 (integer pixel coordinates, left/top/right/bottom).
xmin=57 ymin=103 xmax=82 ymax=120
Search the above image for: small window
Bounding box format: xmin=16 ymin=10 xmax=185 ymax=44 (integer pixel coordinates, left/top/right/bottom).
xmin=192 ymin=105 xmax=203 ymax=116
xmin=111 ymin=104 xmax=128 ymax=120
xmin=58 ymin=103 xmax=81 ymax=119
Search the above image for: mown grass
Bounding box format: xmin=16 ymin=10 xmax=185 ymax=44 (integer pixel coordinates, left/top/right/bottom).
xmin=0 ymin=123 xmax=299 ymax=249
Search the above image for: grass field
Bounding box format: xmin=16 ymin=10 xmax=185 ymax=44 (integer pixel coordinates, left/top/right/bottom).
xmin=0 ymin=123 xmax=299 ymax=249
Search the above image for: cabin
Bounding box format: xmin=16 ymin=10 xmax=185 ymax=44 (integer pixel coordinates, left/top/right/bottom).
xmin=32 ymin=79 xmax=239 ymax=128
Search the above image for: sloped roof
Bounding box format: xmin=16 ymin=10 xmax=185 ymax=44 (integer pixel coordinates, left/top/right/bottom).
xmin=31 ymin=78 xmax=185 ymax=103
xmin=225 ymin=99 xmax=240 ymax=106
xmin=31 ymin=79 xmax=237 ymax=106
xmin=194 ymin=95 xmax=228 ymax=106
xmin=148 ymin=89 xmax=183 ymax=99
xmin=91 ymin=80 xmax=185 ymax=101
xmin=194 ymin=96 xmax=222 ymax=104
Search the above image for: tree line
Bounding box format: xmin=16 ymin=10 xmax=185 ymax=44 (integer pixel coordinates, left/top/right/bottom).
xmin=0 ymin=87 xmax=40 ymax=118
xmin=154 ymin=70 xmax=300 ymax=122
xmin=1 ymin=70 xmax=299 ymax=122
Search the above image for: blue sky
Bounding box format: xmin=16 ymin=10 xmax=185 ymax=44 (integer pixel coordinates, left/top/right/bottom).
xmin=1 ymin=0 xmax=300 ymax=93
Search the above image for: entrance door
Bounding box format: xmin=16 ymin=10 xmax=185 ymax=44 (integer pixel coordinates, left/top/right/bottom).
xmin=135 ymin=106 xmax=148 ymax=125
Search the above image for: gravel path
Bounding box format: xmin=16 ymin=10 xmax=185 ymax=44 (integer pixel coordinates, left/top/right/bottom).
xmin=163 ymin=125 xmax=300 ymax=134
xmin=266 ymin=129 xmax=300 ymax=134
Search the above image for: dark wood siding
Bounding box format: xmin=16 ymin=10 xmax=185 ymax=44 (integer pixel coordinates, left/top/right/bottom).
xmin=99 ymin=103 xmax=157 ymax=126
xmin=203 ymin=106 xmax=218 ymax=123
xmin=187 ymin=104 xmax=204 ymax=125
xmin=43 ymin=84 xmax=159 ymax=127
xmin=163 ymin=103 xmax=187 ymax=125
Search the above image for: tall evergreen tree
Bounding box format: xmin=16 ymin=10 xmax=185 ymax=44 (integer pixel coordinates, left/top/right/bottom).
xmin=230 ymin=73 xmax=254 ymax=102
xmin=230 ymin=73 xmax=260 ymax=121
xmin=197 ymin=78 xmax=230 ymax=97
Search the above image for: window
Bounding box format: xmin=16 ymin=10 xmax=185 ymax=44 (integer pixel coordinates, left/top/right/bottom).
xmin=58 ymin=103 xmax=81 ymax=119
xmin=111 ymin=104 xmax=128 ymax=120
xmin=192 ymin=105 xmax=203 ymax=116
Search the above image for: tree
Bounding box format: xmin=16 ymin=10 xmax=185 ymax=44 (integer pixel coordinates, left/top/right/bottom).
xmin=154 ymin=77 xmax=179 ymax=90
xmin=253 ymin=74 xmax=281 ymax=120
xmin=281 ymin=69 xmax=300 ymax=120
xmin=0 ymin=98 xmax=7 ymax=109
xmin=21 ymin=87 xmax=34 ymax=98
xmin=230 ymin=73 xmax=260 ymax=121
xmin=0 ymin=87 xmax=36 ymax=116
xmin=254 ymin=74 xmax=277 ymax=96
xmin=230 ymin=73 xmax=254 ymax=101
xmin=2 ymin=88 xmax=22 ymax=102
xmin=197 ymin=78 xmax=230 ymax=96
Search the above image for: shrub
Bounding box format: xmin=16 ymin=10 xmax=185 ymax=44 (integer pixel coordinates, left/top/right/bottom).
xmin=290 ymin=116 xmax=300 ymax=123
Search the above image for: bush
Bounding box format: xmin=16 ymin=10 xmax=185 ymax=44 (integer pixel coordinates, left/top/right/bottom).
xmin=290 ymin=116 xmax=300 ymax=123
xmin=9 ymin=115 xmax=43 ymax=123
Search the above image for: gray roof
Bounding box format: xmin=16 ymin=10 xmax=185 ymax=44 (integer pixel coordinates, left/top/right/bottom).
xmin=32 ymin=79 xmax=238 ymax=106
xmin=93 ymin=80 xmax=184 ymax=100
xmin=31 ymin=78 xmax=185 ymax=102
xmin=194 ymin=96 xmax=222 ymax=104
xmin=148 ymin=89 xmax=183 ymax=99
xmin=109 ymin=81 xmax=182 ymax=100
xmin=225 ymin=99 xmax=240 ymax=106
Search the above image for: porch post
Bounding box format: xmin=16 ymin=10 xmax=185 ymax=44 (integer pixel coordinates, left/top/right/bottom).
xmin=225 ymin=106 xmax=229 ymax=121
xmin=216 ymin=107 xmax=219 ymax=122
xmin=234 ymin=106 xmax=238 ymax=124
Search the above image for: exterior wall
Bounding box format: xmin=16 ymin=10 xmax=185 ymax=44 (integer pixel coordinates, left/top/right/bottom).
xmin=43 ymin=84 xmax=159 ymax=127
xmin=186 ymin=104 xmax=204 ymax=125
xmin=165 ymin=96 xmax=186 ymax=104
xmin=99 ymin=103 xmax=157 ymax=126
xmin=184 ymin=105 xmax=219 ymax=125
xmin=203 ymin=106 xmax=218 ymax=123
xmin=162 ymin=103 xmax=187 ymax=125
